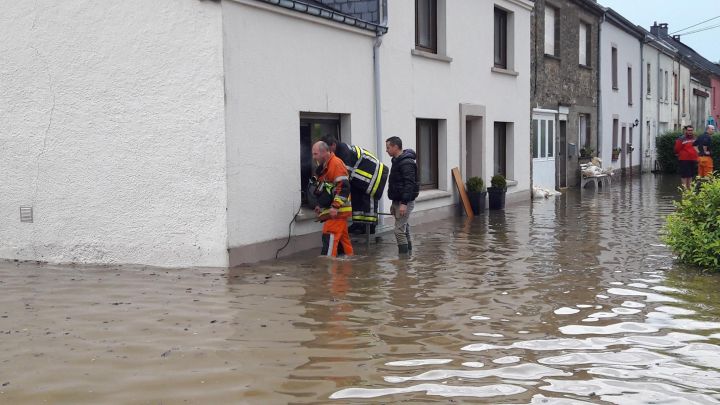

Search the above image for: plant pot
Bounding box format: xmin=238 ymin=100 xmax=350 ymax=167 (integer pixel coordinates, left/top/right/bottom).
xmin=467 ymin=191 xmax=487 ymax=215
xmin=487 ymin=187 xmax=506 ymax=210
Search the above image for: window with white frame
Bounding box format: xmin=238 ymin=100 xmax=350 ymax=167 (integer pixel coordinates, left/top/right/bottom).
xmin=532 ymin=119 xmax=555 ymax=160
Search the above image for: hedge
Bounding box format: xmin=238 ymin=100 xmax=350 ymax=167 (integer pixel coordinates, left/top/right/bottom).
xmin=663 ymin=175 xmax=720 ymax=271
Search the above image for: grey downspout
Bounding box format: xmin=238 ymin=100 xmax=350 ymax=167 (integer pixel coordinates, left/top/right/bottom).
xmin=373 ymin=1 xmax=387 ymax=223
xmin=597 ymin=13 xmax=605 ymax=161
xmin=639 ymin=39 xmax=644 ymax=174
xmin=655 ymin=43 xmax=661 ymax=172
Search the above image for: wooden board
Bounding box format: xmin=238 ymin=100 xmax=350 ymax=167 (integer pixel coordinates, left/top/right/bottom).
xmin=451 ymin=167 xmax=474 ymax=218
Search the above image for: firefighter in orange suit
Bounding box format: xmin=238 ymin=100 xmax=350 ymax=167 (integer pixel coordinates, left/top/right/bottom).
xmin=312 ymin=141 xmax=354 ymax=257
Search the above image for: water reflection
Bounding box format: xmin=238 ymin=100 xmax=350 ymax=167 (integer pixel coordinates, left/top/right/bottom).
xmin=1 ymin=175 xmax=719 ymax=404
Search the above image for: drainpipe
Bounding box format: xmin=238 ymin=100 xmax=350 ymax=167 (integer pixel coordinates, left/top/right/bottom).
xmin=655 ymin=43 xmax=661 ymax=171
xmin=597 ymin=12 xmax=605 ymax=164
xmin=373 ymin=0 xmax=387 ymax=221
xmin=639 ymin=38 xmax=644 ymax=174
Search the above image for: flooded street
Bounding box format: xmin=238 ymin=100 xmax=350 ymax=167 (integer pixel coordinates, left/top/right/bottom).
xmin=2 ymin=174 xmax=720 ymax=404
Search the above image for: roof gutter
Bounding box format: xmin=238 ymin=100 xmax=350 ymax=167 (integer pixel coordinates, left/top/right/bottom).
xmin=254 ymin=0 xmax=388 ymax=34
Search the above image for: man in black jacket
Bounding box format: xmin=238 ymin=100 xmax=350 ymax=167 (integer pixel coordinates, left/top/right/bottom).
xmin=385 ymin=136 xmax=419 ymax=254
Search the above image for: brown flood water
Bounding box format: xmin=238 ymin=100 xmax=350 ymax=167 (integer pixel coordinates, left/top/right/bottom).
xmin=2 ymin=174 xmax=720 ymax=404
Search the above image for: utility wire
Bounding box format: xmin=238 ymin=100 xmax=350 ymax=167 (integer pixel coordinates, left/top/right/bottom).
xmin=676 ymin=23 xmax=720 ymax=37
xmin=670 ymin=15 xmax=720 ymax=35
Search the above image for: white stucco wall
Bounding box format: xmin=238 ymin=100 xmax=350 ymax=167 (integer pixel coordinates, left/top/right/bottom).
xmin=222 ymin=0 xmax=377 ymax=250
xmin=641 ymin=44 xmax=675 ymax=172
xmin=599 ymin=21 xmax=642 ymax=170
xmin=1 ymin=1 xmax=228 ymax=267
xmin=380 ymin=0 xmax=532 ymax=205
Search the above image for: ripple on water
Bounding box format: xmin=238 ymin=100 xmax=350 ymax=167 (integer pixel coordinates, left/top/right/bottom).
xmin=540 ymin=378 xmax=719 ymax=404
xmin=554 ymin=307 xmax=580 ymax=315
xmin=559 ymin=322 xmax=659 ymax=335
xmin=329 ymin=383 xmax=526 ymax=399
xmin=538 ymin=348 xmax=674 ymax=367
xmin=493 ymin=356 xmax=521 ymax=364
xmin=606 ymin=288 xmax=680 ymax=303
xmin=383 ymin=363 xmax=572 ymax=383
xmin=385 ymin=359 xmax=453 ymax=367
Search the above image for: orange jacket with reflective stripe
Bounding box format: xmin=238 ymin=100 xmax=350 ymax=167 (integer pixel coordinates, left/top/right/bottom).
xmin=317 ymin=153 xmax=352 ymax=219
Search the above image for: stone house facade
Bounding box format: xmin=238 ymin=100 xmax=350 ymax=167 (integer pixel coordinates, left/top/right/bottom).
xmin=530 ymin=0 xmax=604 ymax=189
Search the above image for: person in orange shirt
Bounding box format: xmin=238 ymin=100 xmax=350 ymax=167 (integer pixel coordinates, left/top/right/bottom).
xmin=312 ymin=141 xmax=353 ymax=257
xmin=694 ymin=124 xmax=714 ymax=178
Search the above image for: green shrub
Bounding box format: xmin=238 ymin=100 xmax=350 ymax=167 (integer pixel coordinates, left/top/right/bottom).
xmin=655 ymin=131 xmax=681 ymax=173
xmin=663 ymin=175 xmax=720 ymax=271
xmin=466 ymin=176 xmax=485 ymax=193
xmin=490 ymin=174 xmax=506 ymax=190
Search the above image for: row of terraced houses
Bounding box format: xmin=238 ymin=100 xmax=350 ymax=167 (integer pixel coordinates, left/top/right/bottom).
xmin=3 ymin=0 xmax=720 ymax=267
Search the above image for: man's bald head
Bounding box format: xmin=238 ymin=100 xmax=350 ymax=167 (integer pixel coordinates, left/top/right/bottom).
xmin=312 ymin=141 xmax=330 ymax=164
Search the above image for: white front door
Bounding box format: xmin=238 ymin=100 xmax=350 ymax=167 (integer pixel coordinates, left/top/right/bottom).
xmin=532 ymin=114 xmax=557 ymax=190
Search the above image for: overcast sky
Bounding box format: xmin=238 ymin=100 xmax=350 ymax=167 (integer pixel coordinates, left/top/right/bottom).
xmin=598 ymin=0 xmax=720 ymax=63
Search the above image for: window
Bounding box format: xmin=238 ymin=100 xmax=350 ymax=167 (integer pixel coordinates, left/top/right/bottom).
xmin=299 ymin=114 xmax=341 ymax=205
xmin=579 ymin=22 xmax=590 ymax=66
xmin=532 ymin=119 xmax=554 ymax=160
xmin=646 ymin=63 xmax=651 ymax=95
xmin=494 ymin=122 xmax=509 ymax=176
xmin=612 ymin=119 xmax=619 ymax=151
xmin=673 ymin=72 xmax=678 ymax=102
xmin=494 ymin=8 xmax=508 ymax=69
xmin=665 ymin=70 xmax=669 ymax=101
xmin=416 ymin=119 xmax=438 ymax=190
xmin=628 ymin=66 xmax=633 ymax=105
xmin=658 ymin=68 xmax=664 ymax=100
xmin=415 ymin=0 xmax=437 ymax=53
xmin=611 ymin=47 xmax=618 ymax=89
xmin=544 ymin=6 xmax=558 ymax=57
xmin=682 ymin=87 xmax=686 ymax=114
xmin=579 ymin=114 xmax=590 ymax=149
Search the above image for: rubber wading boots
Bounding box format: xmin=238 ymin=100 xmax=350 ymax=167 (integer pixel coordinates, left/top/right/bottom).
xmin=398 ymin=244 xmax=409 ymax=254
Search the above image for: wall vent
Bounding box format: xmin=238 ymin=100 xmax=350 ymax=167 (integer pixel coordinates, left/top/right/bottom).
xmin=20 ymin=207 xmax=33 ymax=223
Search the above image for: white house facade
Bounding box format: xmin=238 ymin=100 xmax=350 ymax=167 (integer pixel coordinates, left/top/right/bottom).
xmin=3 ymin=0 xmax=534 ymax=267
xmin=641 ymin=31 xmax=676 ymax=172
xmin=599 ymin=10 xmax=643 ymax=174
xmin=1 ymin=0 xmax=229 ymax=267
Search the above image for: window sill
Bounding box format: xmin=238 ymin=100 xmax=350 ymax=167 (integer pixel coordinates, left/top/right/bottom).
xmin=506 ymin=179 xmax=518 ymax=188
xmin=612 ymin=87 xmax=619 ymax=92
xmin=646 ymin=94 xmax=652 ymax=99
xmin=295 ymin=207 xmax=315 ymax=222
xmin=579 ymin=64 xmax=593 ymax=71
xmin=491 ymin=67 xmax=519 ymax=76
xmin=416 ymin=189 xmax=452 ymax=202
xmin=544 ymin=54 xmax=561 ymax=61
xmin=411 ymin=49 xmax=453 ymax=63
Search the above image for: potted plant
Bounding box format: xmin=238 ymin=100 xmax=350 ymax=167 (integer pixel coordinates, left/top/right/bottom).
xmin=611 ymin=147 xmax=621 ymax=161
xmin=579 ymin=147 xmax=595 ymax=159
xmin=487 ymin=174 xmax=507 ymax=210
xmin=465 ymin=176 xmax=486 ymax=214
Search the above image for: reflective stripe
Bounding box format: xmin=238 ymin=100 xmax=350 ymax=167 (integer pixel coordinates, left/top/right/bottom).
xmin=334 ymin=175 xmax=349 ymax=182
xmin=326 ymin=233 xmax=335 ymax=257
xmin=354 ymin=168 xmax=373 ymax=179
xmin=370 ymin=163 xmax=384 ymax=198
xmin=352 ymin=215 xmax=378 ymax=222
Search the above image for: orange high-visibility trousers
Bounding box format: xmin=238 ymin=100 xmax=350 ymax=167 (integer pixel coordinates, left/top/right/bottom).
xmin=321 ymin=219 xmax=353 ymax=257
xmin=698 ymin=156 xmax=714 ymax=177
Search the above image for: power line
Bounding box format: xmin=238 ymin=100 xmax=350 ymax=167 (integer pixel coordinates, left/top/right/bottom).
xmin=671 ymin=15 xmax=720 ymax=34
xmin=677 ymin=22 xmax=720 ymax=37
